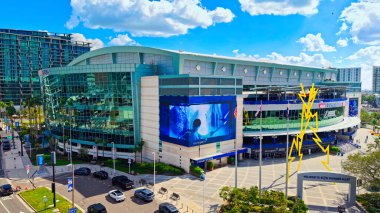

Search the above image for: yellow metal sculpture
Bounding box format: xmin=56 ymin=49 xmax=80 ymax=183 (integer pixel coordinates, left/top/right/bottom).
xmin=287 ymin=83 xmax=331 ymax=178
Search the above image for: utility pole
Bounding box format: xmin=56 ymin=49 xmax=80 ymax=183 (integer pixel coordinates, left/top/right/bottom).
xmin=70 ymin=116 xmax=75 ymax=208
xmin=234 ymin=139 xmax=237 ymax=188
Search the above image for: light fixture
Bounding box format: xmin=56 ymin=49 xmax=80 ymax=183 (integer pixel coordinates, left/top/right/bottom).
xmin=221 ymin=66 xmax=226 ymax=72
xmin=307 ymin=73 xmax=310 ymax=77
xmin=195 ymin=64 xmax=201 ymax=71
xmin=294 ymin=72 xmax=297 ymax=76
xmin=263 ymin=69 xmax=267 ymax=74
xmin=317 ymin=74 xmax=321 ymax=78
xmin=243 ymin=68 xmax=248 ymax=74
xmin=279 ymin=71 xmax=283 ymax=75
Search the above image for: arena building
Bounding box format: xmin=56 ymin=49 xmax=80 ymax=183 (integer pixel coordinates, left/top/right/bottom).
xmin=40 ymin=46 xmax=361 ymax=172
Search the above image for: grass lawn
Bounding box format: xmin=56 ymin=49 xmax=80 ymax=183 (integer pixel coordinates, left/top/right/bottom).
xmin=20 ymin=187 xmax=82 ymax=213
xmin=30 ymin=152 xmax=87 ymax=166
xmin=103 ymin=159 xmax=185 ymax=176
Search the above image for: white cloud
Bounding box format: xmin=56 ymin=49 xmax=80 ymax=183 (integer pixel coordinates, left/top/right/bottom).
xmin=339 ymin=0 xmax=380 ymax=45
xmin=336 ymin=38 xmax=348 ymax=47
xmin=336 ymin=22 xmax=348 ymax=35
xmin=346 ymin=46 xmax=380 ymax=90
xmin=232 ymin=49 xmax=332 ymax=68
xmin=71 ymin=33 xmax=104 ymax=50
xmin=297 ymin=33 xmax=336 ymax=52
xmin=66 ymin=0 xmax=235 ymax=37
xmin=108 ymin=34 xmax=139 ymax=46
xmin=239 ymin=0 xmax=320 ymax=16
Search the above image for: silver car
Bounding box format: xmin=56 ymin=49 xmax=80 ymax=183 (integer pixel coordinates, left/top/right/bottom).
xmin=108 ymin=190 xmax=125 ymax=202
xmin=134 ymin=188 xmax=155 ymax=202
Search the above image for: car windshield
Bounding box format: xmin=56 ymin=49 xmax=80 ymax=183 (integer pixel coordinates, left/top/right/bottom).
xmin=114 ymin=190 xmax=123 ymax=196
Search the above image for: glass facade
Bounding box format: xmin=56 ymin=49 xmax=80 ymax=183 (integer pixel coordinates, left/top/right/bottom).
xmin=42 ymin=72 xmax=135 ymax=147
xmin=243 ymin=107 xmax=344 ymax=131
xmin=0 ymin=29 xmax=90 ymax=103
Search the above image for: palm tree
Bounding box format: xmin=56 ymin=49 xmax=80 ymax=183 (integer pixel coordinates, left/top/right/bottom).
xmin=0 ymin=101 xmax=7 ymax=117
xmin=134 ymin=140 xmax=144 ymax=162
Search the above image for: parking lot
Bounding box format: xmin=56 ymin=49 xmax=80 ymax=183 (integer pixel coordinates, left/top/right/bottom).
xmin=32 ymin=172 xmax=161 ymax=213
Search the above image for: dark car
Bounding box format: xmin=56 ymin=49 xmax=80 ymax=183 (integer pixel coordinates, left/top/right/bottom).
xmin=2 ymin=141 xmax=11 ymax=151
xmin=74 ymin=167 xmax=91 ymax=176
xmin=112 ymin=175 xmax=134 ymax=190
xmin=0 ymin=184 xmax=13 ymax=196
xmin=134 ymin=188 xmax=155 ymax=202
xmin=159 ymin=202 xmax=179 ymax=213
xmin=93 ymin=171 xmax=108 ymax=180
xmin=87 ymin=203 xmax=107 ymax=213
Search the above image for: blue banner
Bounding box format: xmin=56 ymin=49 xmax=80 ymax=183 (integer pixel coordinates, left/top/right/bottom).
xmin=15 ymin=122 xmax=19 ymax=128
xmin=68 ymin=178 xmax=73 ymax=192
xmin=68 ymin=208 xmax=77 ymax=213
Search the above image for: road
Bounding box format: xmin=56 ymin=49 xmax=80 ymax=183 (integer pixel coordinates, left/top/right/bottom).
xmin=0 ymin=134 xmax=32 ymax=213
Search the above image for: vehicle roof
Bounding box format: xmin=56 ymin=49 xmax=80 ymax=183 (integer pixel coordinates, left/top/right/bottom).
xmin=89 ymin=203 xmax=106 ymax=209
xmin=140 ymin=188 xmax=152 ymax=193
xmin=1 ymin=184 xmax=11 ymax=189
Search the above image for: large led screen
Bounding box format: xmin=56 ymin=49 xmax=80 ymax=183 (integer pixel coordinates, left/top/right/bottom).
xmin=160 ymin=96 xmax=236 ymax=147
xmin=349 ymin=98 xmax=358 ymax=117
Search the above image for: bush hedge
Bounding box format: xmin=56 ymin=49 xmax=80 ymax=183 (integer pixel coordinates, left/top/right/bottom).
xmin=189 ymin=165 xmax=203 ymax=177
xmin=207 ymin=161 xmax=214 ymax=170
xmin=330 ymin=146 xmax=340 ymax=153
xmin=357 ymin=193 xmax=380 ymax=213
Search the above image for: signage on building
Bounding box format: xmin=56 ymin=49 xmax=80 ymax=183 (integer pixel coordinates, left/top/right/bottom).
xmin=323 ymin=111 xmax=336 ymax=119
xmin=318 ymin=101 xmax=344 ymax=109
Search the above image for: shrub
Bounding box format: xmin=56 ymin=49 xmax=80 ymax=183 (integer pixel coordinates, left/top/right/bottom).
xmin=227 ymin=156 xmax=235 ymax=164
xmin=207 ymin=161 xmax=214 ymax=170
xmin=357 ymin=193 xmax=380 ymax=213
xmin=189 ymin=165 xmax=203 ymax=177
xmin=330 ymin=146 xmax=340 ymax=153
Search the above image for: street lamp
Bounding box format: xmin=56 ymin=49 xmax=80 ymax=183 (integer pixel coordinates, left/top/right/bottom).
xmin=200 ymin=172 xmax=205 ymax=213
xmin=152 ymin=152 xmax=155 ymax=193
xmin=111 ymin=142 xmax=115 ymax=174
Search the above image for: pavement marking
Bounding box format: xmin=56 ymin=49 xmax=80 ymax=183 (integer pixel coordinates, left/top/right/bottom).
xmin=0 ymin=198 xmax=10 ymax=213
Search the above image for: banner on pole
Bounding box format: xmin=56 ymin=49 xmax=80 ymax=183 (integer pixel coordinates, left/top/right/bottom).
xmin=68 ymin=178 xmax=73 ymax=192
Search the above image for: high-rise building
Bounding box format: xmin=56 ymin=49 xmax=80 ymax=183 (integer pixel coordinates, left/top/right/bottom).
xmin=0 ymin=29 xmax=90 ymax=104
xmin=373 ymin=66 xmax=380 ymax=93
xmin=336 ymin=67 xmax=361 ymax=83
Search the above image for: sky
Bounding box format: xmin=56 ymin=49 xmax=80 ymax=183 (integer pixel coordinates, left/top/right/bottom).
xmin=1 ymin=0 xmax=380 ymax=90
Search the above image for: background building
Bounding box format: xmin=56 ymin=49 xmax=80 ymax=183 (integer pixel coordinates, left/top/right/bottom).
xmin=0 ymin=29 xmax=90 ymax=105
xmin=373 ymin=66 xmax=380 ymax=93
xmin=336 ymin=67 xmax=361 ymax=83
xmin=40 ymin=46 xmax=361 ymax=172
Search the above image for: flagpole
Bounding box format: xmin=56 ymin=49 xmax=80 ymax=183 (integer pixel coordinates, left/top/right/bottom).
xmin=259 ymin=100 xmax=262 ymax=199
xmin=285 ymin=100 xmax=289 ymax=199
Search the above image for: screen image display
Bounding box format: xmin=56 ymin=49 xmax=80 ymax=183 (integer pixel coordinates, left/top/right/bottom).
xmin=349 ymin=98 xmax=358 ymax=117
xmin=160 ymin=96 xmax=236 ymax=147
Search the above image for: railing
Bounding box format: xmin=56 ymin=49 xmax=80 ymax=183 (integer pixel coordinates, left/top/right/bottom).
xmin=244 ymin=137 xmax=335 ymax=149
xmin=244 ymin=98 xmax=347 ymax=105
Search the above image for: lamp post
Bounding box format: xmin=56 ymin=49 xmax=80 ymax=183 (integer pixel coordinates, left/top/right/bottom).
xmin=200 ymin=172 xmax=205 ymax=213
xmin=111 ymin=142 xmax=115 ymax=174
xmin=69 ymin=116 xmax=75 ymax=208
xmin=152 ymin=152 xmax=155 ymax=193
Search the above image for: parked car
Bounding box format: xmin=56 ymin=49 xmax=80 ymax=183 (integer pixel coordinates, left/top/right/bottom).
xmin=93 ymin=171 xmax=108 ymax=180
xmin=74 ymin=167 xmax=91 ymax=176
xmin=87 ymin=203 xmax=107 ymax=213
xmin=134 ymin=188 xmax=155 ymax=202
xmin=2 ymin=141 xmax=11 ymax=151
xmin=0 ymin=184 xmax=13 ymax=196
xmin=108 ymin=189 xmax=125 ymax=202
xmin=159 ymin=202 xmax=179 ymax=213
xmin=111 ymin=175 xmax=134 ymax=190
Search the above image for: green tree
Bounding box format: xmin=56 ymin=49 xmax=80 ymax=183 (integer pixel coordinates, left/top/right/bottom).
xmin=361 ymin=109 xmax=370 ymax=124
xmin=78 ymin=147 xmax=89 ymax=160
xmin=342 ymin=150 xmax=380 ymax=191
xmin=372 ymin=119 xmax=378 ymax=131
xmin=5 ymin=101 xmax=16 ymax=117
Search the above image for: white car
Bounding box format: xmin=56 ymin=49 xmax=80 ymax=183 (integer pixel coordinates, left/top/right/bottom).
xmin=108 ymin=189 xmax=125 ymax=202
